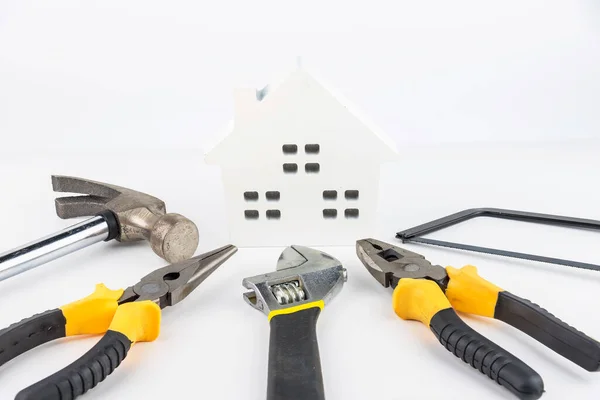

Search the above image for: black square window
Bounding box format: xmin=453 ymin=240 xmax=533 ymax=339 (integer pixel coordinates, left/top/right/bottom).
xmin=266 ymin=209 xmax=281 ymax=219
xmin=266 ymin=191 xmax=280 ymax=201
xmin=244 ymin=191 xmax=259 ymax=201
xmin=244 ymin=210 xmax=259 ymax=219
xmin=283 ymin=163 xmax=298 ymax=173
xmin=305 ymin=163 xmax=320 ymax=173
xmin=305 ymin=144 xmax=320 ymax=154
xmin=323 ymin=190 xmax=337 ymax=200
xmin=323 ymin=209 xmax=337 ymax=218
xmin=282 ymin=144 xmax=298 ymax=154
xmin=344 ymin=208 xmax=359 ymax=218
xmin=345 ymin=190 xmax=359 ymax=200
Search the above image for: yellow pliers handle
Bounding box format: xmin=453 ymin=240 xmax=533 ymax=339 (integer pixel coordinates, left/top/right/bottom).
xmin=445 ymin=265 xmax=600 ymax=372
xmin=394 ymin=279 xmax=544 ymax=400
xmin=0 ymin=284 xmax=161 ymax=400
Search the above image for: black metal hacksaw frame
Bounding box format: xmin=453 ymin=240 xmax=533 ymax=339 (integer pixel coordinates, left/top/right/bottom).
xmin=396 ymin=208 xmax=600 ymax=272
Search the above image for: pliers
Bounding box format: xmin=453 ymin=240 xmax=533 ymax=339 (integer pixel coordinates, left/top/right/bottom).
xmin=0 ymin=244 xmax=237 ymax=400
xmin=356 ymin=238 xmax=600 ymax=400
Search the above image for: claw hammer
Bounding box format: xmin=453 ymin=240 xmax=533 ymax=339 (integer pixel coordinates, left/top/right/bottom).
xmin=0 ymin=175 xmax=199 ymax=281
xmin=242 ymin=245 xmax=347 ymax=400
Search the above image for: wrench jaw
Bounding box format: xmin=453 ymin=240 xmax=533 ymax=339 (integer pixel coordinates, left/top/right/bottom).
xmin=276 ymin=245 xmax=340 ymax=271
xmin=242 ymin=270 xmax=308 ymax=317
xmin=243 ymin=246 xmax=347 ymax=317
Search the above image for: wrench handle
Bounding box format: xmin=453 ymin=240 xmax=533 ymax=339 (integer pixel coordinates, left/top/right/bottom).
xmin=267 ymin=306 xmax=325 ymax=400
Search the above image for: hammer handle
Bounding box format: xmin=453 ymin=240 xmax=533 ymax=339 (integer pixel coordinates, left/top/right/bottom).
xmin=0 ymin=212 xmax=117 ymax=281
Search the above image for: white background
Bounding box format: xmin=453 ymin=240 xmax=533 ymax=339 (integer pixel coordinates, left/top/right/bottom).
xmin=1 ymin=0 xmax=600 ymax=150
xmin=1 ymin=1 xmax=600 ymax=400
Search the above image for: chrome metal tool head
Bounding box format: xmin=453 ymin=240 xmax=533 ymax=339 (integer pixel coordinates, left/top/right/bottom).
xmin=242 ymin=245 xmax=347 ymax=316
xmin=52 ymin=175 xmax=199 ymax=263
xmin=119 ymin=244 xmax=237 ymax=309
xmin=356 ymin=238 xmax=447 ymax=288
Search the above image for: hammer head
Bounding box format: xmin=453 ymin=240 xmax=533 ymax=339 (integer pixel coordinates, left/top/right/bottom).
xmin=51 ymin=175 xmax=199 ymax=263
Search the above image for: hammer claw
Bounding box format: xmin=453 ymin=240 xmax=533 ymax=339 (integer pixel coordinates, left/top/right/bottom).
xmin=54 ymin=195 xmax=110 ymax=219
xmin=52 ymin=175 xmax=121 ymax=199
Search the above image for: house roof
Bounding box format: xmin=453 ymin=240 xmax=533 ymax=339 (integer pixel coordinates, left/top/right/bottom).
xmin=203 ymin=66 xmax=398 ymax=163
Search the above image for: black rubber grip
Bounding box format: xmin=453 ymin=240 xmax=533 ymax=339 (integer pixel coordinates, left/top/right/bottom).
xmin=15 ymin=330 xmax=132 ymax=400
xmin=97 ymin=210 xmax=119 ymax=241
xmin=430 ymin=308 xmax=544 ymax=400
xmin=267 ymin=307 xmax=324 ymax=400
xmin=0 ymin=309 xmax=66 ymax=367
xmin=496 ymin=291 xmax=600 ymax=371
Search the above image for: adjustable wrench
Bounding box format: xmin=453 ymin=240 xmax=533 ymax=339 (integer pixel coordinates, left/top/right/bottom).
xmin=243 ymin=245 xmax=347 ymax=400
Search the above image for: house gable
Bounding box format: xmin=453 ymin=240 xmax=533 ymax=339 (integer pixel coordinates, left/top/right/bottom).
xmin=204 ymin=68 xmax=398 ymax=166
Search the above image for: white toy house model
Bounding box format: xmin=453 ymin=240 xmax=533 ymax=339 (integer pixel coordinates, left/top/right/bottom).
xmin=205 ymin=67 xmax=397 ymax=247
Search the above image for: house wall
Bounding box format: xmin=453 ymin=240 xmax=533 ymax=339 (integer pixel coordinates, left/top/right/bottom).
xmin=220 ymin=159 xmax=380 ymax=247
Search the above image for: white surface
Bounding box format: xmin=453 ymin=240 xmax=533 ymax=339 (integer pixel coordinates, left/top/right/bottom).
xmin=205 ymin=67 xmax=397 ymax=247
xmin=1 ymin=142 xmax=600 ymax=399
xmin=1 ymin=1 xmax=600 ymax=398
xmin=1 ymin=1 xmax=600 ymax=153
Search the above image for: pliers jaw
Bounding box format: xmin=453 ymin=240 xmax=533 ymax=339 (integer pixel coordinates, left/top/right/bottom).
xmin=119 ymin=244 xmax=238 ymax=308
xmin=355 ymin=239 xmax=448 ymax=289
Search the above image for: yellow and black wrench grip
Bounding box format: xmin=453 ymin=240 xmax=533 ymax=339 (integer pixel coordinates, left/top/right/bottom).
xmin=394 ymin=279 xmax=544 ymax=400
xmin=267 ymin=301 xmax=326 ymax=400
xmin=446 ymin=265 xmax=600 ymax=372
xmin=16 ymin=301 xmax=161 ymax=400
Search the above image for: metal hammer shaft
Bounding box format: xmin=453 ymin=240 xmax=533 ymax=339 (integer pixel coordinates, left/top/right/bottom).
xmin=0 ymin=176 xmax=199 ymax=283
xmin=0 ymin=212 xmax=118 ymax=282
